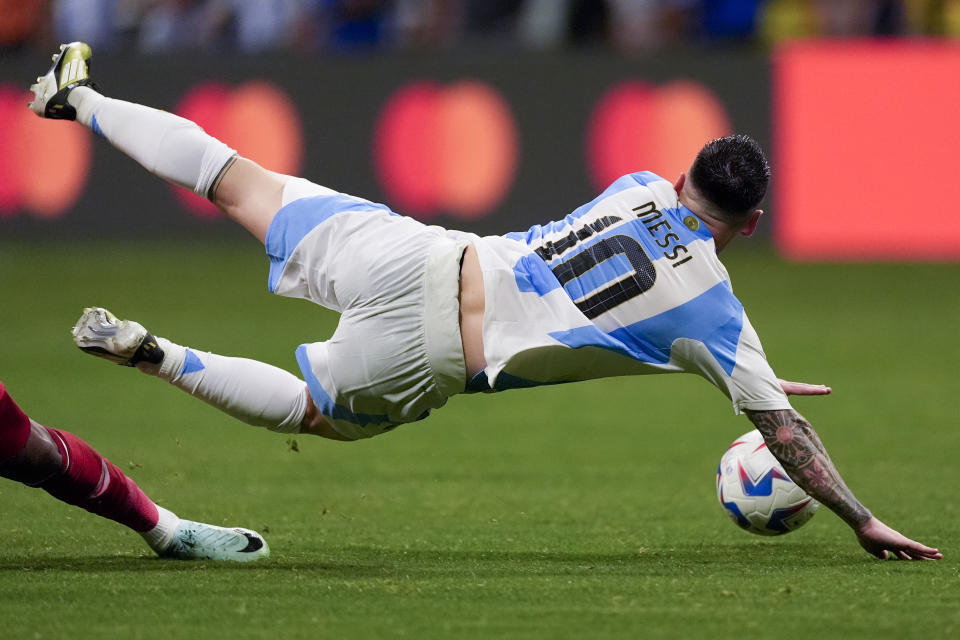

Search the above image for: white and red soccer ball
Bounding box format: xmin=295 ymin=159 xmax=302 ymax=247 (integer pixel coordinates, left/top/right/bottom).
xmin=716 ymin=429 xmax=818 ymax=536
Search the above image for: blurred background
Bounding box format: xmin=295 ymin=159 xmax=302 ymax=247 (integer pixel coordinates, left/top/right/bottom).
xmin=1 ymin=9 xmax=959 ymax=636
xmin=1 ymin=0 xmax=959 ymax=260
xmin=2 ymin=0 xmax=951 ymax=55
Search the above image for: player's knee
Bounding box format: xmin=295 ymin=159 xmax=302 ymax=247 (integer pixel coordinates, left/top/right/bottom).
xmin=0 ymin=385 xmax=32 ymax=463
xmin=210 ymin=158 xmax=285 ymax=243
xmin=0 ymin=422 xmax=63 ymax=484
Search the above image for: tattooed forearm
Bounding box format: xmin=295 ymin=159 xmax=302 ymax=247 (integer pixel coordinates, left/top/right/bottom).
xmin=745 ymin=409 xmax=871 ymax=528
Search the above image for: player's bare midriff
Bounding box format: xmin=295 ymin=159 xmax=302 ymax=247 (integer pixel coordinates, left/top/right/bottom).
xmin=458 ymin=244 xmax=486 ymax=380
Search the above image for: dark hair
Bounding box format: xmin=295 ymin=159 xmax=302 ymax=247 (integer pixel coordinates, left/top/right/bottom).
xmin=689 ymin=135 xmax=770 ymax=221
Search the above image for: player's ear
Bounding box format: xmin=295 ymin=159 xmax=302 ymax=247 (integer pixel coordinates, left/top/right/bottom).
xmin=740 ymin=209 xmax=763 ymax=237
xmin=673 ymin=173 xmax=686 ymax=195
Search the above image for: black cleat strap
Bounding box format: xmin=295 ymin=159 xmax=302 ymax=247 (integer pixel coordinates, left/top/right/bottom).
xmin=127 ymin=331 xmax=165 ymax=367
xmin=44 ymin=79 xmax=101 ymax=121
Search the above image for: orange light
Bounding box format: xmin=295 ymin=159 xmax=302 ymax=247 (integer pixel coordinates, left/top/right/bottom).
xmin=374 ymin=80 xmax=519 ymax=220
xmin=0 ymin=88 xmax=24 ymax=216
xmin=225 ymin=81 xmax=303 ymax=176
xmin=173 ymin=81 xmax=304 ymax=218
xmin=775 ymin=41 xmax=960 ymax=260
xmin=649 ymin=82 xmax=732 ymax=183
xmin=585 ymin=82 xmax=654 ymax=194
xmin=373 ymin=82 xmax=442 ymax=215
xmin=586 ymin=80 xmax=731 ymax=192
xmin=0 ymin=85 xmax=91 ymax=218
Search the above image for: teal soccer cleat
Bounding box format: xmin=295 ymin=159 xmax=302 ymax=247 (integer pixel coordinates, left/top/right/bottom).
xmin=160 ymin=520 xmax=270 ymax=562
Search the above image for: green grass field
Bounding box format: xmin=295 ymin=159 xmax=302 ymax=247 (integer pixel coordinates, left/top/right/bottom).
xmin=0 ymin=241 xmax=958 ymax=639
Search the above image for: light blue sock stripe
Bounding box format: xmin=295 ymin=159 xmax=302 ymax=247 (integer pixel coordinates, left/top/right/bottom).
xmin=91 ymin=113 xmax=104 ymax=137
xmin=180 ymin=349 xmax=206 ymax=375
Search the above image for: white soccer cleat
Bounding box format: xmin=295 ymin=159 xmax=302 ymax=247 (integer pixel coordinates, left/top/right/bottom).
xmin=160 ymin=520 xmax=269 ymax=562
xmin=72 ymin=307 xmax=165 ymax=367
xmin=29 ymin=41 xmax=96 ymax=120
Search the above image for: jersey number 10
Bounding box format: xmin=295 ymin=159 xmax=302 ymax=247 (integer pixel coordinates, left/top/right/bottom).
xmin=550 ymin=235 xmax=656 ymax=319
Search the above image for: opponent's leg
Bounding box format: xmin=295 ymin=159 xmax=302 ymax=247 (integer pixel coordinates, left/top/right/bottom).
xmin=72 ymin=308 xmax=347 ymax=440
xmin=0 ymin=387 xmax=61 ymax=487
xmin=28 ymin=42 xmax=283 ymax=243
xmin=0 ymin=383 xmax=269 ymax=560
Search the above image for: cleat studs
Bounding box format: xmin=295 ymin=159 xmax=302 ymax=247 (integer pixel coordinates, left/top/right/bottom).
xmin=52 ymin=53 xmax=58 ymax=61
xmin=59 ymin=44 xmax=66 ymax=50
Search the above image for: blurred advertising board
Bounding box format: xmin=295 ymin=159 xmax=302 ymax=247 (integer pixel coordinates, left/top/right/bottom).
xmin=6 ymin=45 xmax=957 ymax=262
xmin=0 ymin=51 xmax=766 ymax=241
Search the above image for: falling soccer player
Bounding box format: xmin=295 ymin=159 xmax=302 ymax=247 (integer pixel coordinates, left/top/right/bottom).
xmin=28 ymin=42 xmax=941 ymax=561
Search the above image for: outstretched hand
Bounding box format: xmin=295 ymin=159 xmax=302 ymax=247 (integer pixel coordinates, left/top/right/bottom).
xmin=856 ymin=517 xmax=942 ymax=560
xmin=778 ymin=378 xmax=832 ymax=396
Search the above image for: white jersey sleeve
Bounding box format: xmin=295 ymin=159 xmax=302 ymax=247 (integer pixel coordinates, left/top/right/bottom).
xmin=670 ymin=313 xmax=790 ymax=413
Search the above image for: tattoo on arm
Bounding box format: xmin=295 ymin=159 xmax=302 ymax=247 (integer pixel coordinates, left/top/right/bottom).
xmin=745 ymin=409 xmax=871 ymax=528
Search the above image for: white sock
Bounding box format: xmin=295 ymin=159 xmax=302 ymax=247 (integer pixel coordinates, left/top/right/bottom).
xmin=140 ymin=338 xmax=308 ymax=433
xmin=141 ymin=505 xmax=181 ymax=553
xmin=67 ymin=86 xmax=236 ymax=198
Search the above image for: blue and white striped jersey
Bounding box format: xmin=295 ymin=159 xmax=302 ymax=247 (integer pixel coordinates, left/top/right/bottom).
xmin=451 ymin=171 xmax=790 ymax=414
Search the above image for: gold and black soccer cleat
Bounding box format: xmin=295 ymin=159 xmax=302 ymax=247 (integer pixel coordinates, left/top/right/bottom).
xmin=28 ymin=41 xmax=97 ymax=120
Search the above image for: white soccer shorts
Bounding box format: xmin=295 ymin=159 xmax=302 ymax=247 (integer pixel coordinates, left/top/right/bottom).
xmin=264 ymin=178 xmax=468 ymax=440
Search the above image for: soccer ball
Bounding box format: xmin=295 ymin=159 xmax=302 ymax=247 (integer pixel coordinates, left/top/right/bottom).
xmin=716 ymin=429 xmax=819 ymax=536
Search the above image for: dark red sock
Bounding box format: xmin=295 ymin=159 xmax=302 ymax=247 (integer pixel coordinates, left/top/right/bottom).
xmin=41 ymin=427 xmax=159 ymax=533
xmin=0 ymin=382 xmax=31 ymax=463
